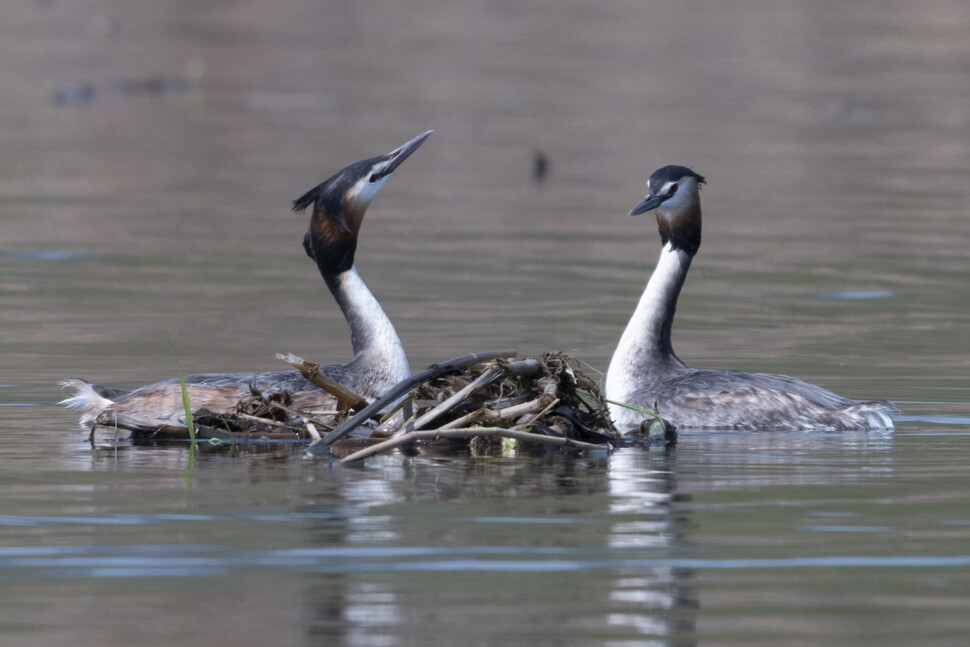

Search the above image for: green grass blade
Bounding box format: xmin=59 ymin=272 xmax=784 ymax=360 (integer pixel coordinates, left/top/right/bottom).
xmin=175 ymin=361 xmax=197 ymax=447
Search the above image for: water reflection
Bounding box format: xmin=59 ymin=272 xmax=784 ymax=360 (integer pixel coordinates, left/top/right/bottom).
xmin=7 ymin=427 xmax=970 ymax=646
xmin=607 ymin=450 xmax=697 ymax=646
xmin=292 ymin=450 xmax=698 ymax=646
xmin=667 ymin=430 xmax=895 ymax=491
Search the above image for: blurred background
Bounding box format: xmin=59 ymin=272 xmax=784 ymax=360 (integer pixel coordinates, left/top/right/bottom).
xmin=4 ymin=0 xmax=967 ymax=395
xmin=1 ymin=2 xmax=969 ymax=646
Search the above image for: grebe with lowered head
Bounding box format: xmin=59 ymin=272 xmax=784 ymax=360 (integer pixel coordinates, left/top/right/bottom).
xmin=605 ymin=165 xmax=895 ymax=431
xmin=62 ymin=130 xmax=433 ymax=432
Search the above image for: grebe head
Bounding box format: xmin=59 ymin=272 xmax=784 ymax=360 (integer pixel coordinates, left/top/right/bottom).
xmin=293 ymin=130 xmax=434 ymax=275
xmin=630 ymin=165 xmax=706 ymax=256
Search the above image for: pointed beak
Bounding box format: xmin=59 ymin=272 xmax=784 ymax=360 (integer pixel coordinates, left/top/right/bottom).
xmin=629 ymin=193 xmax=667 ymax=216
xmin=376 ymin=130 xmax=434 ymax=179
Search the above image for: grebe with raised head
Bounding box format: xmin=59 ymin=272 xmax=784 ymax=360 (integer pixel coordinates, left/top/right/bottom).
xmin=62 ymin=130 xmax=433 ymax=432
xmin=605 ymin=165 xmax=895 ymax=431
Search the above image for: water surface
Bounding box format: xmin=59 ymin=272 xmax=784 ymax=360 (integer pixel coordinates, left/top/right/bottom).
xmin=2 ymin=1 xmax=969 ymax=646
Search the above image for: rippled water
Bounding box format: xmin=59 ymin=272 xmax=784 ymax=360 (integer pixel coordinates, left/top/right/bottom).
xmin=2 ymin=1 xmax=969 ymax=646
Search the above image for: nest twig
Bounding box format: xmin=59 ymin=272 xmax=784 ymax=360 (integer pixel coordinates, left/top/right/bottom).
xmin=310 ymin=351 xmax=625 ymax=461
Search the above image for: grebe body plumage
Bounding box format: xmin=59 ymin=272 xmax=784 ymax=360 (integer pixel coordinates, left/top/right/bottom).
xmin=62 ymin=131 xmax=432 ymax=431
xmin=605 ymin=165 xmax=895 ymax=431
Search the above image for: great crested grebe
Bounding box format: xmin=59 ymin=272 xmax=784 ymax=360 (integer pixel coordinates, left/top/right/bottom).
xmin=605 ymin=165 xmax=895 ymax=431
xmin=62 ymin=130 xmax=433 ymax=431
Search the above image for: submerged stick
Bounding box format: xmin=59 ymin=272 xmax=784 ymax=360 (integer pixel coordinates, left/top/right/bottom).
xmin=338 ymin=426 xmax=609 ymax=463
xmin=308 ymin=349 xmax=517 ymax=454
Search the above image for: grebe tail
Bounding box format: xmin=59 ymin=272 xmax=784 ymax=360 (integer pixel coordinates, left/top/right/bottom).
xmin=62 ymin=130 xmax=433 ymax=431
xmin=605 ymin=165 xmax=895 ymax=431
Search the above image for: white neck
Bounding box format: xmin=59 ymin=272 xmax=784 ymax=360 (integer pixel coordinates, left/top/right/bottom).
xmin=327 ymin=266 xmax=409 ymax=396
xmin=606 ymin=243 xmax=692 ymax=404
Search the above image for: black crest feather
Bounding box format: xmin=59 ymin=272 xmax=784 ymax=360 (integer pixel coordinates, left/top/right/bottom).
xmin=648 ymin=165 xmax=705 ymax=189
xmin=292 ymin=183 xmax=324 ymax=214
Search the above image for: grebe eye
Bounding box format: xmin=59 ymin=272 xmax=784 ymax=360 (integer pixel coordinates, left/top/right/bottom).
xmin=369 ymin=173 xmax=380 ymax=183
xmin=668 ymin=183 xmax=678 ymax=195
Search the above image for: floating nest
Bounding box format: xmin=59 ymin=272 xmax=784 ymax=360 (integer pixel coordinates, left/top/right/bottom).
xmin=112 ymin=350 xmax=675 ymax=461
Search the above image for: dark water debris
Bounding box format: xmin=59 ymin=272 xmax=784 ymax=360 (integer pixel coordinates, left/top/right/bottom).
xmin=51 ymin=60 xmax=205 ymax=107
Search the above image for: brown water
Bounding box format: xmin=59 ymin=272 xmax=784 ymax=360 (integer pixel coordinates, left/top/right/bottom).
xmin=2 ymin=1 xmax=970 ymax=645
